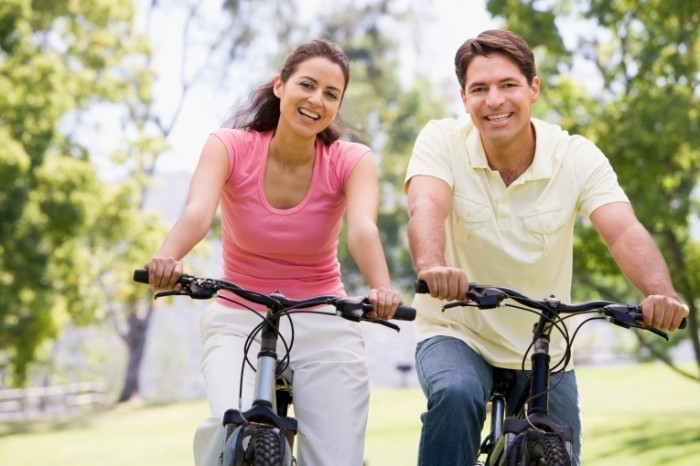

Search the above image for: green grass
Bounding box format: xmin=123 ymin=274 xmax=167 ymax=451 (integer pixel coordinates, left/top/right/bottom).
xmin=576 ymin=364 xmax=700 ymax=465
xmin=1 ymin=363 xmax=698 ymax=465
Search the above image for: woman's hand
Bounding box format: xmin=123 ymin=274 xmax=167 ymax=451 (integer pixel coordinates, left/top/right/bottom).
xmin=144 ymin=257 xmax=183 ymax=291
xmin=367 ymin=287 xmax=404 ymax=320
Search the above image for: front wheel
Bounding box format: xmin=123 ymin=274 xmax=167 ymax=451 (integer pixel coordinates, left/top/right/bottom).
xmin=248 ymin=427 xmax=283 ymax=465
xmin=223 ymin=425 xmax=293 ymax=466
xmin=528 ymin=434 xmax=571 ymax=465
xmin=504 ymin=431 xmax=571 ymax=466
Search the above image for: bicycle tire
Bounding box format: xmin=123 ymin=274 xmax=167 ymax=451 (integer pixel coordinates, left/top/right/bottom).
xmin=223 ymin=425 xmax=292 ymax=466
xmin=528 ymin=434 xmax=571 ymax=465
xmin=248 ymin=427 xmax=283 ymax=466
xmin=504 ymin=431 xmax=571 ymax=466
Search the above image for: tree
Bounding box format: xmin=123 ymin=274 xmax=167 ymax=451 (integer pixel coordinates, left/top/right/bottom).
xmin=486 ymin=0 xmax=700 ymax=379
xmin=0 ymin=0 xmax=150 ymax=386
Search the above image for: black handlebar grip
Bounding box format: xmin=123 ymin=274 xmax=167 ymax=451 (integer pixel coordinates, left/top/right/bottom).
xmin=394 ymin=305 xmax=417 ymax=321
xmin=680 ymin=317 xmax=687 ymax=330
xmin=134 ymin=268 xmax=149 ymax=284
xmin=414 ymin=280 xmax=429 ymax=294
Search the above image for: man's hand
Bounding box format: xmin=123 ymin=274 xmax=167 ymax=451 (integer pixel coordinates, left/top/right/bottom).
xmin=639 ymin=295 xmax=690 ymax=331
xmin=417 ymin=266 xmax=469 ymax=302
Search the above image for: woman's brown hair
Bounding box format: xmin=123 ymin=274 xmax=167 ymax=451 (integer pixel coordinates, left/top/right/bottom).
xmin=230 ymin=39 xmax=350 ymax=145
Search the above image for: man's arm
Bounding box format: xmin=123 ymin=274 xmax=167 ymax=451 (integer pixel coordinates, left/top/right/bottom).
xmin=406 ymin=175 xmax=468 ymax=301
xmin=590 ymin=202 xmax=689 ymax=330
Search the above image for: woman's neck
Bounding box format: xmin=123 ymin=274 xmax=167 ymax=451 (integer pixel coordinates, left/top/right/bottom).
xmin=268 ymin=128 xmax=317 ymax=166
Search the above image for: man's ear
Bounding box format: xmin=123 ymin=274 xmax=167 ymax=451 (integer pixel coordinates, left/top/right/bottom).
xmin=530 ymin=76 xmax=540 ymax=102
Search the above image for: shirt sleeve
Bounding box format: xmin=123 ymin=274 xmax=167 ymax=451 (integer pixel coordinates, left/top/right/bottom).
xmin=573 ymin=137 xmax=630 ymax=217
xmin=404 ymin=119 xmax=457 ymax=192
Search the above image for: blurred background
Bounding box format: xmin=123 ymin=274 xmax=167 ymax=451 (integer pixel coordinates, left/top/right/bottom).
xmin=0 ymin=0 xmax=698 ymax=464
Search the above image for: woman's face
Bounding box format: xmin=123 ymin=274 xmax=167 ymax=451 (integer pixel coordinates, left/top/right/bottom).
xmin=273 ymin=56 xmax=346 ymax=139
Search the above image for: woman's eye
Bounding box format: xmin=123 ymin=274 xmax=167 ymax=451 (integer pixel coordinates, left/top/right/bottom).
xmin=325 ymin=91 xmax=339 ymax=100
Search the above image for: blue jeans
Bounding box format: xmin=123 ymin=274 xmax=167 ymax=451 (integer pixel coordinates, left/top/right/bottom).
xmin=415 ymin=336 xmax=581 ymax=466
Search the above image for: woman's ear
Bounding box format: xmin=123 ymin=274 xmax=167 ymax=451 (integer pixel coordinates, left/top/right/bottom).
xmin=273 ymin=75 xmax=283 ymax=98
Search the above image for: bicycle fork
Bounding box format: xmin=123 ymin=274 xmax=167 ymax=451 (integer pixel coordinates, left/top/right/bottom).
xmin=221 ymin=312 xmax=298 ymax=465
xmin=477 ymin=369 xmax=515 ymax=464
xmin=478 ymin=336 xmax=574 ymax=465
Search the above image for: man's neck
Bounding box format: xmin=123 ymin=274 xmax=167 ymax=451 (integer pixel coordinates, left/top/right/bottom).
xmin=483 ymin=123 xmax=536 ymax=187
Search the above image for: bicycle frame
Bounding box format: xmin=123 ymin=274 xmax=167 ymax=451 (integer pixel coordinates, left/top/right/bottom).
xmin=415 ymin=279 xmax=685 ymax=466
xmin=222 ymin=301 xmax=297 ymax=466
xmin=134 ymin=269 xmax=415 ymax=466
xmin=478 ymin=312 xmax=574 ymax=465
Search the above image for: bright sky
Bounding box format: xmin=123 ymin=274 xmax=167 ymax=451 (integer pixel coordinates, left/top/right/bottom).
xmin=152 ymin=0 xmax=497 ymax=174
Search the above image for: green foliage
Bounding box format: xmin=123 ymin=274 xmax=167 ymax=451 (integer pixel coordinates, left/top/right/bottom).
xmin=0 ymin=0 xmax=151 ymax=385
xmin=487 ymin=0 xmax=700 ymax=368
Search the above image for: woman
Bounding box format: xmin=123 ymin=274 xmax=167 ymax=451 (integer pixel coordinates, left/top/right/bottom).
xmin=145 ymin=39 xmax=403 ymax=466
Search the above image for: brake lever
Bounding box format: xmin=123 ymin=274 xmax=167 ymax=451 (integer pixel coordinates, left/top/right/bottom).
xmin=442 ymin=300 xmax=472 ymax=312
xmin=188 ymin=284 xmax=217 ymax=300
xmin=441 ymin=285 xmax=506 ymax=312
xmin=362 ymin=317 xmax=400 ymax=332
xmin=154 ymin=283 xmax=216 ymax=300
xmin=154 ymin=290 xmax=189 ymax=299
xmin=604 ymin=305 xmax=669 ymax=341
xmin=468 ymin=286 xmax=507 ymax=309
xmin=334 ymin=298 xmax=402 ymax=332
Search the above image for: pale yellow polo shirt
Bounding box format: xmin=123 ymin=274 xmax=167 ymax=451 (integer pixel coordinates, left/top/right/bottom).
xmin=404 ymin=116 xmax=629 ymax=369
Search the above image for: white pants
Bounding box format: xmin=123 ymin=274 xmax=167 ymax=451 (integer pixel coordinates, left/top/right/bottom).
xmin=193 ymin=301 xmax=370 ymax=466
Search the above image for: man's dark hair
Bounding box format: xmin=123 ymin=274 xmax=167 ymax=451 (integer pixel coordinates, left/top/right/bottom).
xmin=454 ymin=30 xmax=536 ymax=90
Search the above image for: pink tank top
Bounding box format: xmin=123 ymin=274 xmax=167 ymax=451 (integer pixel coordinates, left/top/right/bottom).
xmin=211 ymin=129 xmax=369 ymax=309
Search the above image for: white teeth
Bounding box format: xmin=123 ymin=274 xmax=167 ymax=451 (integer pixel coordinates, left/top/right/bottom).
xmin=487 ymin=113 xmax=510 ymax=121
xmin=299 ymin=108 xmax=320 ymax=120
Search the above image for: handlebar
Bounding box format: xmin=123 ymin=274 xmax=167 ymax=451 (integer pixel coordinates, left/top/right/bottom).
xmin=414 ymin=280 xmax=687 ymax=340
xmin=133 ymin=269 xmax=416 ymax=330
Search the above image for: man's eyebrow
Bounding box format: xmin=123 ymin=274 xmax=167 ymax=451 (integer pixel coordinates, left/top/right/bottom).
xmin=467 ymin=76 xmax=521 ymax=88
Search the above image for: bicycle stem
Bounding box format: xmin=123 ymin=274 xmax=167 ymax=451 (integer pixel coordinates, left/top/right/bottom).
xmin=528 ymin=334 xmax=551 ymax=415
xmin=253 ymin=312 xmax=282 ymax=408
xmin=527 ymin=308 xmax=555 ymax=416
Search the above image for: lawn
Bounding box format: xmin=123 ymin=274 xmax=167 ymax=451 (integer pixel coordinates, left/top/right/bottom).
xmin=1 ymin=363 xmax=698 ymax=465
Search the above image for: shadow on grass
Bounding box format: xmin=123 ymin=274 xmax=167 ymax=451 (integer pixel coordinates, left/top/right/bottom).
xmin=585 ymin=412 xmax=700 ymax=464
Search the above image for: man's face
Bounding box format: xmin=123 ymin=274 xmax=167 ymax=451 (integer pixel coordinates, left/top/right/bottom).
xmin=460 ymin=53 xmax=540 ymax=147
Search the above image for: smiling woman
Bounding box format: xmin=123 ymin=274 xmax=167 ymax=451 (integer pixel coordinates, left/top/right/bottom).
xmin=141 ymin=38 xmax=405 ymax=466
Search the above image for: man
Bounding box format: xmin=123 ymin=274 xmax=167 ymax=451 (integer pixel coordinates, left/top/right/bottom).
xmin=404 ymin=29 xmax=688 ymax=466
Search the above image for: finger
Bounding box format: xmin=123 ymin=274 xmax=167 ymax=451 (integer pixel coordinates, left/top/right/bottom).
xmin=670 ymin=304 xmax=690 ymax=331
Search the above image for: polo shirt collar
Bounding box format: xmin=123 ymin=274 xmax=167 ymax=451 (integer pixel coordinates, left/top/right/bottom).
xmin=464 ymin=117 xmax=554 ymax=182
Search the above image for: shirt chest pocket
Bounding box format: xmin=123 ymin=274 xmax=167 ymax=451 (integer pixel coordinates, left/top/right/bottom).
xmin=523 ymin=207 xmax=567 ymax=259
xmin=453 ymin=196 xmax=492 ymax=247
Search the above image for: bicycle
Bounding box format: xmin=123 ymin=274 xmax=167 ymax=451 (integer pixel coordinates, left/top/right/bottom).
xmin=134 ymin=268 xmax=416 ymax=466
xmin=414 ymin=280 xmax=687 ymax=466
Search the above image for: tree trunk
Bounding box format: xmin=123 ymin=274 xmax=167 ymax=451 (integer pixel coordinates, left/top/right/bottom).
xmin=117 ymin=306 xmax=153 ymax=403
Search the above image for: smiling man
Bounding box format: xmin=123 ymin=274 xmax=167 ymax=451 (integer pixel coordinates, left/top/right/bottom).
xmin=403 ymin=29 xmax=688 ymax=466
